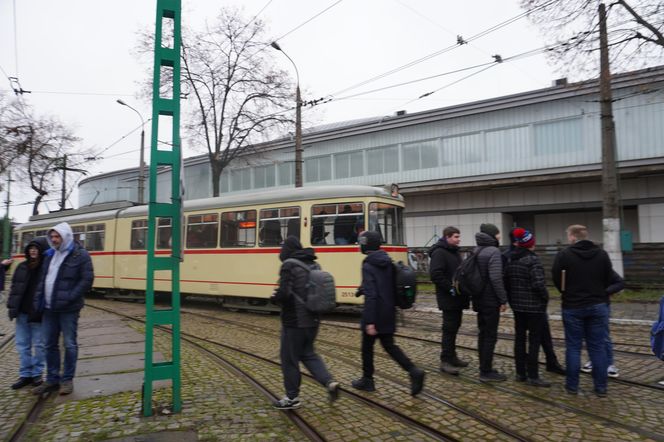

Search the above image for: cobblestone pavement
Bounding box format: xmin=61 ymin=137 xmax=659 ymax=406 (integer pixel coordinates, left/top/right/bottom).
xmin=1 ymin=297 xmax=663 ymax=441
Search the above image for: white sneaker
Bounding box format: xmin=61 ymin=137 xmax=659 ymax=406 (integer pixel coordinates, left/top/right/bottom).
xmin=580 ymin=361 xmax=592 ymax=373
xmin=273 ymin=396 xmax=301 ymax=410
xmin=607 ymin=365 xmax=619 ymax=378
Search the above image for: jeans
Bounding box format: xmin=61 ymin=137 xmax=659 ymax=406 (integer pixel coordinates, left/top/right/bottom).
xmin=15 ymin=313 xmax=45 ymax=378
xmin=280 ymin=326 xmax=332 ymax=399
xmin=513 ymin=311 xmax=546 ymax=379
xmin=42 ymin=310 xmax=80 ymax=384
xmin=477 ymin=305 xmax=500 ymax=374
xmin=441 ymin=309 xmax=463 ymax=362
xmin=361 ymin=332 xmax=414 ymax=378
xmin=563 ymin=303 xmax=609 ymax=392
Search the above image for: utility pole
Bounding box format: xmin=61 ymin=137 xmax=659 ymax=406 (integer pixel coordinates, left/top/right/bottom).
xmin=60 ymin=155 xmax=67 ymax=211
xmin=599 ymin=2 xmax=624 ymax=276
xmin=2 ymin=172 xmax=11 ymax=258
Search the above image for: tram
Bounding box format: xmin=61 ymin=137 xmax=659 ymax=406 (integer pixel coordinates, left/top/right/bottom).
xmin=11 ymin=185 xmax=407 ymax=307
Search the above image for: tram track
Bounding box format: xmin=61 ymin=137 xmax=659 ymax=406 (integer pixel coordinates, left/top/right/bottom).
xmin=87 ymin=302 xmax=461 ymax=442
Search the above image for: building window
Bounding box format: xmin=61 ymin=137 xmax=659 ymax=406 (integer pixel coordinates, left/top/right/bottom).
xmin=220 ymin=172 xmax=230 ymax=193
xmin=259 ymin=207 xmax=300 ymax=246
xmin=534 ymin=118 xmax=583 ymax=156
xmin=367 ymin=145 xmax=399 ymax=175
xmin=305 ymin=156 xmax=332 ymax=183
xmin=311 ymin=203 xmax=364 ymax=245
xmin=278 ymin=162 xmax=294 ymax=186
xmin=254 ymin=164 xmax=276 ymax=189
xmin=186 ymin=213 xmax=219 ymax=248
xmin=86 ymin=224 xmax=106 ymax=251
xmin=230 ymin=168 xmax=251 ymax=191
xmin=157 ymin=217 xmax=172 ymax=249
xmin=442 ymin=133 xmax=484 ymax=165
xmin=402 ymin=140 xmax=439 ymax=171
xmin=131 ymin=220 xmax=148 ymax=250
xmin=369 ymin=203 xmax=404 ymax=245
xmin=334 ymin=151 xmax=364 ymax=179
xmin=220 ymin=210 xmax=256 ymax=247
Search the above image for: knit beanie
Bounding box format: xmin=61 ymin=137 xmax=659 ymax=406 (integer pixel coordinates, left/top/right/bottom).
xmin=480 ymin=223 xmax=500 ymax=238
xmin=513 ymin=227 xmax=535 ymax=248
xmin=359 ymin=231 xmax=381 ymax=254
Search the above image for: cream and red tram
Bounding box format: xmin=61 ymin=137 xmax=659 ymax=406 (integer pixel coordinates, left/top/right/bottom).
xmin=12 ymin=185 xmax=407 ymax=307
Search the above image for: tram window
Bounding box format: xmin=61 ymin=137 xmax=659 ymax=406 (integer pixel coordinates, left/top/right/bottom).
xmin=311 ymin=203 xmax=364 ymax=245
xmin=35 ymin=230 xmax=48 ymax=238
xmin=157 ymin=217 xmax=172 ymax=249
xmin=221 ymin=210 xmax=256 ymax=247
xmin=131 ymin=220 xmax=148 ymax=250
xmin=72 ymin=226 xmax=86 ymax=248
xmin=259 ymin=207 xmax=300 ymax=246
xmin=186 ymin=213 xmax=218 ymax=248
xmin=12 ymin=232 xmax=20 ymax=254
xmin=86 ymin=224 xmax=106 ymax=251
xmin=368 ymin=203 xmax=405 ymax=245
xmin=21 ymin=231 xmax=35 ymax=249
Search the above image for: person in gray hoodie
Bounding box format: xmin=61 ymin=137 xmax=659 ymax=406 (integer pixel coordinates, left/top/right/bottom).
xmin=474 ymin=223 xmax=508 ymax=382
xmin=32 ymin=222 xmax=94 ymax=396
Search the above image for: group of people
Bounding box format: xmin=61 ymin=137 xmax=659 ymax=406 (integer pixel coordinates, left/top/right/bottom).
xmin=2 ymin=222 xmax=94 ymax=396
xmin=429 ymin=223 xmax=622 ymax=396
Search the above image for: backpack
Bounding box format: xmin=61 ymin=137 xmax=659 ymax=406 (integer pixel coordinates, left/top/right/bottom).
xmin=393 ymin=261 xmax=417 ymax=309
xmin=284 ymin=259 xmax=337 ymax=313
xmin=453 ymin=249 xmax=487 ymax=302
xmin=651 ymin=295 xmax=664 ymax=361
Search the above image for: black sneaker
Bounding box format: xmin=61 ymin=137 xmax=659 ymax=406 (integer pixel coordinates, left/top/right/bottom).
xmin=273 ymin=396 xmax=301 ymax=410
xmin=515 ymin=374 xmax=527 ymax=382
xmin=440 ymin=361 xmax=460 ymax=375
xmin=479 ymin=371 xmax=507 ymax=383
xmin=11 ymin=377 xmax=33 ymax=390
xmin=32 ymin=382 xmax=59 ymax=395
xmin=410 ymin=368 xmax=425 ymax=396
xmin=31 ymin=377 xmax=43 ymax=387
xmin=546 ymin=363 xmax=566 ymax=375
xmin=327 ymin=381 xmax=340 ymax=402
xmin=450 ymin=357 xmax=469 ymax=368
xmin=527 ymin=378 xmax=551 ymax=388
xmin=351 ymin=377 xmax=375 ymax=392
xmin=565 ymin=387 xmax=578 ymax=395
xmin=594 ymin=388 xmax=607 ymax=398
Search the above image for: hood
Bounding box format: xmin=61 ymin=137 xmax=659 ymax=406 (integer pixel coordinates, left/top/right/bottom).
xmin=279 ymin=235 xmax=303 ymax=262
xmin=569 ymin=240 xmax=602 ymax=260
xmin=428 ymin=237 xmax=458 ymax=257
xmin=289 ymin=247 xmax=317 ymax=263
xmin=47 ymin=222 xmax=74 ymax=252
xmin=475 ymin=232 xmax=499 ymax=247
xmin=24 ymin=236 xmax=49 ymax=259
xmin=510 ymin=247 xmax=531 ymax=260
xmin=364 ymin=249 xmax=392 ymax=268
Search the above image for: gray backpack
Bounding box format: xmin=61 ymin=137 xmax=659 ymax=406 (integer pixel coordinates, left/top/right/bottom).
xmin=284 ymin=259 xmax=337 ymax=313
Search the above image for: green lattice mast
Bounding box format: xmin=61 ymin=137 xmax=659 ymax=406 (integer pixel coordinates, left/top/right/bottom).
xmin=143 ymin=0 xmax=182 ymax=417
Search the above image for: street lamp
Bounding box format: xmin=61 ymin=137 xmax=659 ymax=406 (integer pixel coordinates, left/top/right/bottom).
xmin=116 ymin=99 xmax=146 ymax=204
xmin=271 ymin=41 xmax=303 ymax=188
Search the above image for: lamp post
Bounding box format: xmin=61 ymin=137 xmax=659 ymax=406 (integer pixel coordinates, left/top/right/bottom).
xmin=271 ymin=41 xmax=303 ymax=188
xmin=117 ymin=99 xmax=146 ymax=203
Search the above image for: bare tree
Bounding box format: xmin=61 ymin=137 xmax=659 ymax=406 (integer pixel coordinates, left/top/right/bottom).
xmin=138 ymin=7 xmax=295 ymax=196
xmin=522 ymin=0 xmax=664 ymax=75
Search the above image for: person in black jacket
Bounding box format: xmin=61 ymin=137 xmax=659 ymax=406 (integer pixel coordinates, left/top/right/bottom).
xmin=429 ymin=226 xmax=468 ymax=375
xmin=352 ymin=231 xmax=425 ymax=395
xmin=271 ymin=236 xmax=338 ymax=410
xmin=505 ymin=229 xmax=551 ymax=387
xmin=474 ymin=223 xmax=508 ymax=382
xmin=0 ymin=258 xmax=10 ymax=338
xmin=7 ymin=237 xmax=49 ymax=390
xmin=552 ymin=224 xmax=613 ymax=396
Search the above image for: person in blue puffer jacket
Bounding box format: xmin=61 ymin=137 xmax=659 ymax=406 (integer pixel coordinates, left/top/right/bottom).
xmin=32 ymin=222 xmax=94 ymax=396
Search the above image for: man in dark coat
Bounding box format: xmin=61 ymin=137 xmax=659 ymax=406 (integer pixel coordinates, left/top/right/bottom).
xmin=474 ymin=223 xmax=508 ymax=382
xmin=552 ymin=224 xmax=613 ymax=396
xmin=0 ymin=258 xmax=10 ymax=338
xmin=32 ymin=222 xmax=94 ymax=396
xmin=505 ymin=229 xmax=551 ymax=387
xmin=352 ymin=231 xmax=425 ymax=395
xmin=429 ymin=226 xmax=468 ymax=375
xmin=271 ymin=236 xmax=338 ymax=409
xmin=7 ymin=237 xmax=49 ymax=389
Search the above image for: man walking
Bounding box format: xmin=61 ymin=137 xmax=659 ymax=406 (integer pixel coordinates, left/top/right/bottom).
xmin=473 ymin=223 xmax=508 ymax=382
xmin=352 ymin=231 xmax=425 ymax=395
xmin=552 ymin=224 xmax=613 ymax=396
xmin=33 ymin=222 xmax=94 ymax=396
xmin=429 ymin=226 xmax=468 ymax=375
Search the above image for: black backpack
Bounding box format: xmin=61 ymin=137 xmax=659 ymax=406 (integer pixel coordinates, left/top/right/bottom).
xmin=393 ymin=261 xmax=417 ymax=309
xmin=283 ymin=259 xmax=337 ymax=313
xmin=453 ymin=249 xmax=486 ymax=302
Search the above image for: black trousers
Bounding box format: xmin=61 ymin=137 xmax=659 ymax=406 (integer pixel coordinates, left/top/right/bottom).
xmin=513 ymin=311 xmax=546 ymax=379
xmin=361 ymin=332 xmax=415 ymax=378
xmin=441 ymin=309 xmax=464 ymax=362
xmin=540 ymin=315 xmax=560 ymax=366
xmin=476 ymin=305 xmax=501 ymax=374
xmin=280 ymin=326 xmax=332 ymax=399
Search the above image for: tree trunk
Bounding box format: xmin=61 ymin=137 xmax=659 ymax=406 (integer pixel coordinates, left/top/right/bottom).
xmin=210 ymin=158 xmax=221 ymax=197
xmin=32 ymin=193 xmax=46 ymax=216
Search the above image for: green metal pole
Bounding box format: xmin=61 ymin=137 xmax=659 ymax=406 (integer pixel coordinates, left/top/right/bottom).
xmin=2 ymin=172 xmax=11 ymax=258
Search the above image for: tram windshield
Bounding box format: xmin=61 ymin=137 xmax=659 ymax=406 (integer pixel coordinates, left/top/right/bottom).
xmin=368 ymin=203 xmax=405 ymax=245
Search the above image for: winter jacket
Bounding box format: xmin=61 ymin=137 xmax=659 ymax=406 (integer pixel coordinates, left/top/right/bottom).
xmin=273 ymin=236 xmax=319 ymax=328
xmin=34 ymin=238 xmax=94 ymax=313
xmin=606 ymin=270 xmax=625 ymax=296
xmin=7 ymin=237 xmax=49 ymax=321
xmin=505 ymin=247 xmax=548 ymax=313
xmin=473 ymin=232 xmax=508 ymax=309
xmin=360 ymin=249 xmax=397 ymax=334
xmin=552 ymin=240 xmax=613 ymax=309
xmin=429 ymin=238 xmax=468 ymax=310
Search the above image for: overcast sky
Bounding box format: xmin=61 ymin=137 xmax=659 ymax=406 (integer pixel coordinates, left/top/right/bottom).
xmin=1 ymin=0 xmax=584 ymax=222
